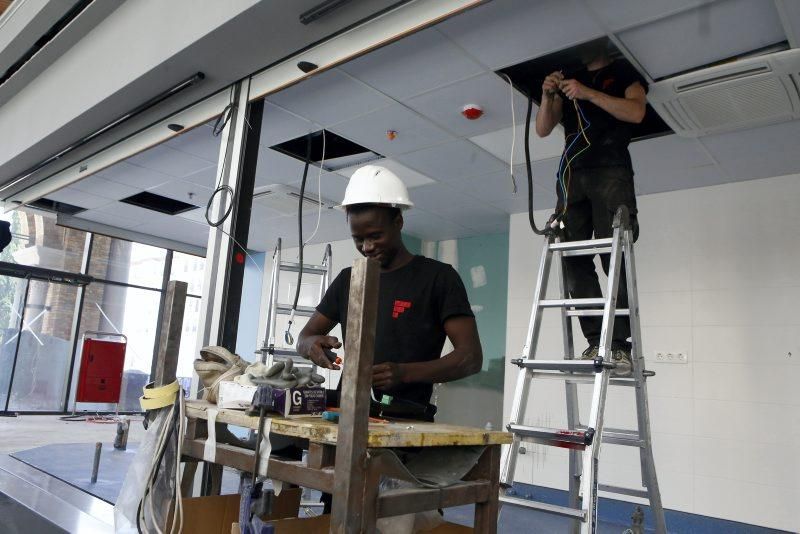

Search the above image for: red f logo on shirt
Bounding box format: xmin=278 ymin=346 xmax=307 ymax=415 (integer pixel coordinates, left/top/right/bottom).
xmin=392 ymin=300 xmax=412 ymax=319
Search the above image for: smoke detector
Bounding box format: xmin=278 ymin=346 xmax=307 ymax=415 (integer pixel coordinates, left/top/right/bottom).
xmin=461 ymin=104 xmax=484 ymax=120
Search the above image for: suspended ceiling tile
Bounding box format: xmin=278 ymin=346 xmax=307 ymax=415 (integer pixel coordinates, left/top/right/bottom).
xmin=267 ymin=69 xmax=392 ymax=127
xmin=100 ymin=161 xmax=172 ymax=189
xmin=337 ymin=160 xmax=435 ymax=189
xmin=488 ymin=182 xmax=558 ymax=213
xmin=408 ymin=183 xmax=507 ymax=231
xmin=136 ymin=216 xmax=208 ymax=248
xmin=395 ymin=140 xmax=505 ymax=183
xmin=634 ymin=163 xmax=728 ymax=195
xmin=76 ymin=209 xmax=143 ymax=230
xmin=329 ymin=104 xmax=453 ymax=157
xmin=404 ymin=72 xmax=529 ymax=138
xmin=402 ymin=209 xmax=473 ymax=241
xmin=776 ymin=0 xmax=800 ymax=47
xmin=148 ymin=179 xmax=212 ymax=206
xmin=587 ymin=0 xmax=714 ymax=32
xmin=629 ymin=134 xmax=713 ymax=176
xmin=618 ymin=0 xmax=786 ymax=79
xmin=47 ymin=187 xmax=112 ymax=210
xmin=287 ymin=170 xmax=350 ymax=205
xmin=469 ymin=123 xmax=566 ymax=165
xmin=180 ymin=165 xmax=219 ymax=188
xmin=697 ymin=119 xmax=800 ymax=181
xmin=164 ymin=123 xmax=221 ymax=163
xmin=460 ymin=161 xmax=554 ymax=206
xmin=436 ymin=0 xmax=604 ymax=69
xmin=69 ymin=174 xmax=141 ymax=200
xmin=340 ymin=28 xmax=486 ymax=100
xmin=256 ymin=149 xmax=311 ymax=187
xmin=261 ymin=102 xmax=316 ymax=148
xmin=126 ymin=144 xmax=215 ymax=179
xmin=176 ymin=207 xmax=209 ymax=225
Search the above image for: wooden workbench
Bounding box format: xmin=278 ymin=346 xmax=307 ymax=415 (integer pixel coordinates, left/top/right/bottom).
xmin=181 ymin=258 xmax=512 ymax=533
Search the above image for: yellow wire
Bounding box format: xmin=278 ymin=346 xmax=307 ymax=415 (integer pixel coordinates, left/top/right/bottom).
xmin=560 ymin=100 xmax=592 ymax=216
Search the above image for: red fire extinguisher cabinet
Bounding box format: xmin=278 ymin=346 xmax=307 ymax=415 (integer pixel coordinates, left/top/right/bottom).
xmin=75 ymin=331 xmax=128 ymax=404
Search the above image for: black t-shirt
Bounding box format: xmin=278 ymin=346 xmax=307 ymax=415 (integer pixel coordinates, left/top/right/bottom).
xmin=316 ymin=256 xmax=474 ymax=406
xmin=560 ymin=59 xmax=648 ymax=170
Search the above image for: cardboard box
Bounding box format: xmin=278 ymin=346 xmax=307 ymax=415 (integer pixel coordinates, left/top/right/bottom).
xmin=182 ymin=488 xmax=301 ymax=534
xmin=218 ymin=381 xmax=326 ymax=417
xmin=233 ymin=515 xmax=474 ymax=533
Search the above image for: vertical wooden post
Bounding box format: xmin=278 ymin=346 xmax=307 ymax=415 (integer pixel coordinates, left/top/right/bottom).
xmin=471 ymin=445 xmax=502 ymax=534
xmin=330 ymin=258 xmax=380 ymax=534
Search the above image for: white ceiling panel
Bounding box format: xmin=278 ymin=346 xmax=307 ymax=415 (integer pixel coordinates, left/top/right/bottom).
xmin=402 ymin=209 xmax=473 ymax=241
xmin=634 ymin=163 xmax=728 ymax=195
xmin=136 ymin=216 xmax=208 ymax=248
xmin=395 ymin=140 xmax=505 ymax=183
xmin=461 ymin=161 xmax=554 ymax=206
xmin=46 ymin=187 xmax=112 ymax=209
xmin=180 ymin=165 xmax=218 ymax=188
xmin=76 ymin=209 xmax=143 ymax=230
xmin=247 ymin=209 xmax=349 ymax=251
xmin=261 ymin=102 xmax=316 ymax=148
xmin=776 ymin=0 xmax=800 ymax=47
xmin=404 ymin=73 xmax=529 ymax=138
xmin=288 ymin=170 xmax=349 ymax=205
xmin=630 ymin=134 xmax=713 ymax=176
xmin=340 ymin=28 xmax=486 ymax=100
xmin=329 ymin=104 xmax=453 ymax=157
xmin=697 ymin=119 xmax=800 ymax=181
xmin=99 ymin=161 xmax=172 ymax=190
xmin=266 ymin=69 xmax=392 ymax=127
xmin=488 ymin=181 xmax=558 ymax=213
xmin=92 ymin=201 xmax=164 ymax=223
xmin=164 ymin=123 xmax=220 ymax=163
xmin=176 ymin=207 xmax=209 ymax=225
xmin=470 ymin=123 xmax=566 ymax=166
xmin=337 ymin=160 xmax=435 ymax=189
xmin=256 ymin=149 xmax=312 ymax=187
xmin=436 ymin=0 xmax=604 ymax=69
xmin=126 ymin=144 xmax=215 ymax=179
xmin=587 ymin=0 xmax=714 ymax=32
xmin=618 ymin=0 xmax=786 ymax=79
xmin=148 ymin=179 xmax=213 ymax=207
xmin=69 ymin=174 xmax=141 ymax=200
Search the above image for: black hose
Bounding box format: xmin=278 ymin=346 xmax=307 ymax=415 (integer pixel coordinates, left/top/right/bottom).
xmin=524 ymin=94 xmax=550 ymax=236
xmin=290 ymin=134 xmax=313 ymax=313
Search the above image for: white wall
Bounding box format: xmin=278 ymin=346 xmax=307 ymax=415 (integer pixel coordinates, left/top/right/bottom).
xmin=504 ymin=174 xmax=800 ymax=531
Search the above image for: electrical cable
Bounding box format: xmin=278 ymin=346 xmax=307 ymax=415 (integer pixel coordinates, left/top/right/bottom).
xmin=205 ymin=86 xmax=238 ymax=228
xmin=304 ymin=129 xmax=326 ymax=246
xmin=284 ymin=134 xmax=313 ymax=346
xmin=556 ymin=100 xmax=592 ymax=216
xmin=499 ymin=74 xmax=518 ymax=194
xmin=523 ymin=94 xmax=550 ymax=236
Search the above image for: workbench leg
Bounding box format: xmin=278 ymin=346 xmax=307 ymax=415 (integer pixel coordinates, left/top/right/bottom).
xmin=181 ymin=462 xmax=198 ymax=497
xmin=472 ymin=445 xmax=501 ymax=534
xmin=361 ymin=457 xmax=382 ymax=534
xmin=206 ymin=463 xmax=224 ymax=496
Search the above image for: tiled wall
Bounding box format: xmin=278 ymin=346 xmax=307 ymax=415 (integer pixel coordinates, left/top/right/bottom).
xmin=504 ymin=174 xmax=800 ymax=532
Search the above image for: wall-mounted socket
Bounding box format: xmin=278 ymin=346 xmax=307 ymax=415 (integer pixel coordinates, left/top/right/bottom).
xmin=654 ymin=351 xmax=688 ymax=364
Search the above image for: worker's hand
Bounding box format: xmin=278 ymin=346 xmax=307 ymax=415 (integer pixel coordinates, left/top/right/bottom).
xmin=372 ymin=362 xmax=405 ymax=390
xmin=542 ymin=71 xmax=564 ymax=99
xmin=302 ymin=335 xmax=342 ymax=370
xmin=559 ymin=79 xmax=593 ymax=101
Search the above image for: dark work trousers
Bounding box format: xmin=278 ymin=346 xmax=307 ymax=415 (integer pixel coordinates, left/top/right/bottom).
xmin=556 ymin=165 xmax=639 ymax=351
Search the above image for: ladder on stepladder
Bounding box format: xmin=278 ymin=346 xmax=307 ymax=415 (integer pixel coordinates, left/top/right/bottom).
xmin=257 ymin=238 xmax=332 ymax=367
xmin=499 ymin=207 xmax=666 ymax=534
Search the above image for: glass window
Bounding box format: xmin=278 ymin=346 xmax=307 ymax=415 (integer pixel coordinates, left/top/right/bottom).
xmin=89 ymin=235 xmax=166 ymax=289
xmin=0 ymin=209 xmax=87 ymax=273
xmin=0 ymin=276 xmax=27 ymax=409
xmin=170 ymin=252 xmax=206 ymax=296
xmin=7 ymin=280 xmax=79 ymax=411
xmin=78 ymin=283 xmax=162 ymax=411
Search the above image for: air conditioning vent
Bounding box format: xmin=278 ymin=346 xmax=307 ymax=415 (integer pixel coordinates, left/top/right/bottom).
xmin=649 ymin=49 xmax=800 ymax=137
xmin=252 ymin=184 xmax=332 ymax=216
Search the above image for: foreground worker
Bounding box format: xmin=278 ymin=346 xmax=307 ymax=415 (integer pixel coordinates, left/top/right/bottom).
xmin=535 ymin=40 xmax=647 ymax=377
xmin=297 ymin=164 xmax=483 ymax=421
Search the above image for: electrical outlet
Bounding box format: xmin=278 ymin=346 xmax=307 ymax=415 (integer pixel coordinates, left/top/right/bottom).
xmin=654 ymin=351 xmax=688 ymax=364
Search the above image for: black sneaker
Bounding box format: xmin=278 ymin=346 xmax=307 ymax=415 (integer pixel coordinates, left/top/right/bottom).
xmin=580 ymin=346 xmax=598 ymax=360
xmin=611 ymin=349 xmax=633 ymax=377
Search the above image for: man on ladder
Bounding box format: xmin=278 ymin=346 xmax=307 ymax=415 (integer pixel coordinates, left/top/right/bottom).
xmin=536 ymin=40 xmax=648 ymax=376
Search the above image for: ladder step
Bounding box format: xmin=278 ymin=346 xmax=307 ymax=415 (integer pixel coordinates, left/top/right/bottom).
xmin=540 ymin=298 xmax=606 ymax=308
xmin=550 ymin=238 xmax=613 ymax=252
xmin=276 ymin=304 xmax=317 ymax=317
xmin=499 ymin=495 xmax=586 ymax=520
xmin=528 ymin=372 xmax=649 ymax=387
xmin=511 ymin=359 xmax=613 ymax=373
xmin=566 ymin=308 xmax=629 ymax=317
xmin=507 ymin=424 xmax=595 ymax=449
xmin=576 ymin=425 xmax=645 ymax=447
xmin=280 ymin=262 xmax=327 ymax=275
xmin=598 ymin=484 xmax=650 ymax=499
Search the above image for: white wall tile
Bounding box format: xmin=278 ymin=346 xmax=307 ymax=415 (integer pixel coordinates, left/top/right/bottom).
xmin=693 ymin=326 xmax=799 ymax=366
xmin=694 ymin=476 xmax=798 ymax=532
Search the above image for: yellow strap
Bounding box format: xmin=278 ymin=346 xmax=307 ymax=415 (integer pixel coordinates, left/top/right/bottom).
xmin=139 ymin=380 xmax=180 ymax=411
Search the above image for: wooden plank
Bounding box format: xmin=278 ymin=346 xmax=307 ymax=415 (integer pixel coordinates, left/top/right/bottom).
xmin=377 ymin=481 xmax=490 ymax=518
xmin=184 ymin=401 xmax=512 ymax=448
xmin=182 ymin=438 xmax=335 ymax=493
xmin=307 ymin=442 xmax=336 ymax=470
xmin=154 ymin=280 xmax=187 ymax=386
xmin=331 ymin=258 xmax=380 ymax=534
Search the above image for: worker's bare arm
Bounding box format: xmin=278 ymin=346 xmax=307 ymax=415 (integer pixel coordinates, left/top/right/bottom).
xmin=374 ymin=316 xmax=482 ymax=389
xmin=536 ymin=71 xmax=564 ymax=137
xmin=296 ymin=311 xmax=341 ymax=370
xmin=560 ymin=79 xmax=646 ymax=124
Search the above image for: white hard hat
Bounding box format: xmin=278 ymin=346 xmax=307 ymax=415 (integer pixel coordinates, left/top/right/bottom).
xmin=339 ymin=164 xmax=413 ymax=210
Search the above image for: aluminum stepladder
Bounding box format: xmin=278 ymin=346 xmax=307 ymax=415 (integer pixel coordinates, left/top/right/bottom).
xmin=257 ymin=238 xmax=332 ymax=367
xmin=499 ymin=207 xmax=666 ymax=534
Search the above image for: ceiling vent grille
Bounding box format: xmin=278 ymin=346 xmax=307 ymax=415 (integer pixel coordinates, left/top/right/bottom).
xmin=649 ymin=49 xmax=800 ymax=137
xmin=252 ymin=184 xmax=332 ymax=216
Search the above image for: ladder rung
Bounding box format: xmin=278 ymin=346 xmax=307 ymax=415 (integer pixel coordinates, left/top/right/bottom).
xmin=540 ymin=298 xmax=606 ymax=308
xmin=511 ymin=359 xmax=613 ymax=373
xmin=507 ymin=424 xmax=594 ymax=449
xmin=276 ymin=304 xmax=316 ymax=317
xmin=499 ymin=495 xmax=586 ymax=520
xmin=550 ymin=238 xmax=613 ymax=252
xmin=566 ymin=308 xmax=629 ymax=317
xmin=280 ymin=262 xmax=327 ymax=275
xmin=576 ymin=425 xmax=644 ymax=447
xmin=561 ymin=247 xmax=613 ymax=257
xmin=598 ymin=484 xmax=650 ymax=499
xmin=528 ymin=372 xmax=642 ymax=387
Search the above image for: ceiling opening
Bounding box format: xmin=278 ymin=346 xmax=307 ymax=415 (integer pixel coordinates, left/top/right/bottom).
xmin=120 ymin=191 xmax=198 ymax=215
xmin=28 ymin=197 xmax=86 ymax=215
xmin=271 ymin=129 xmax=383 ymax=172
xmin=497 ymin=37 xmax=672 ymax=142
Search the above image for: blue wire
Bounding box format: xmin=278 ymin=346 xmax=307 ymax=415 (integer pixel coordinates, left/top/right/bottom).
xmin=556 ymin=101 xmax=593 ymax=203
